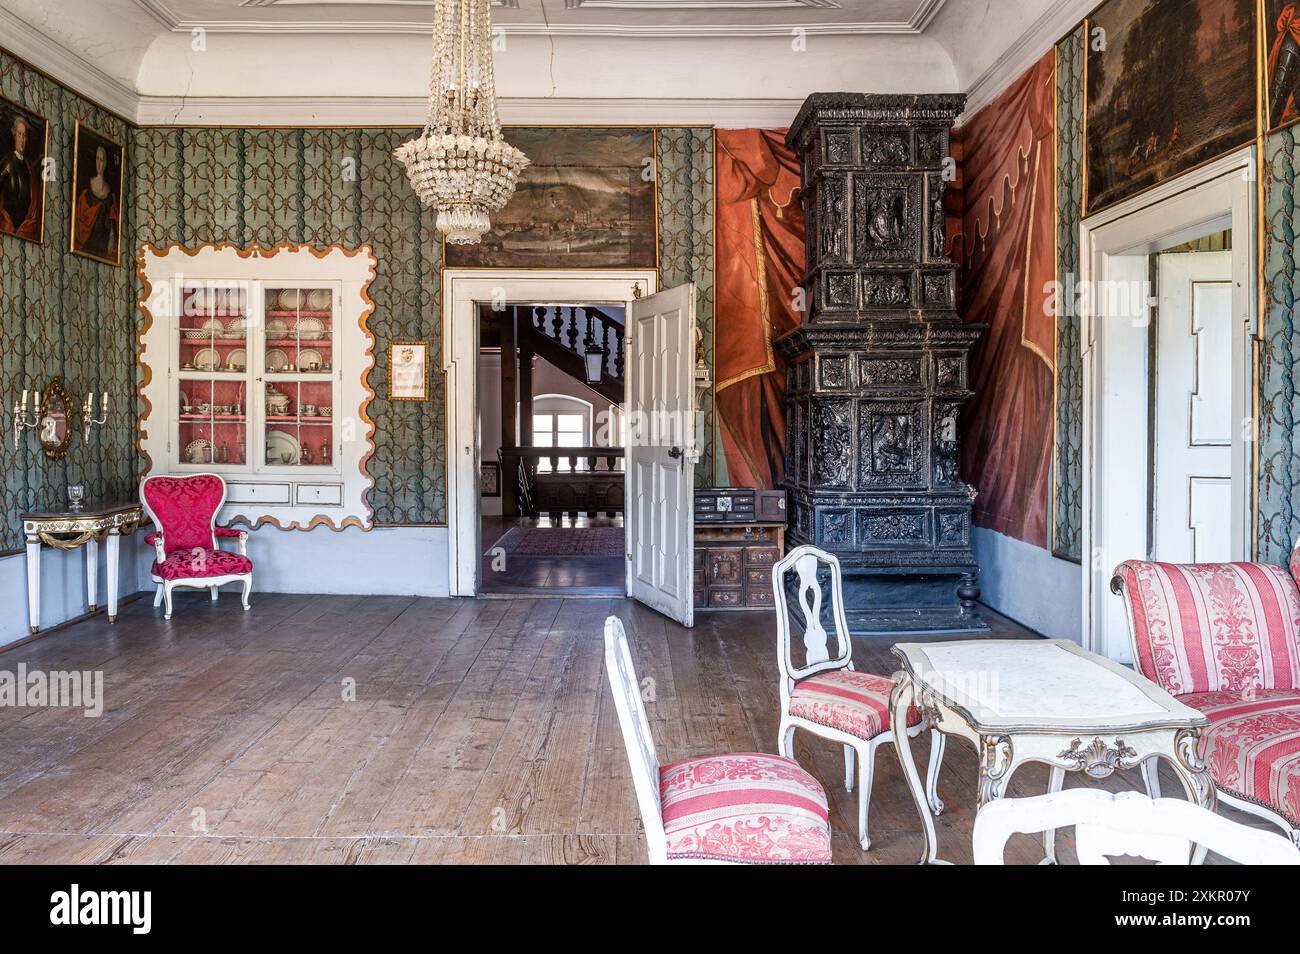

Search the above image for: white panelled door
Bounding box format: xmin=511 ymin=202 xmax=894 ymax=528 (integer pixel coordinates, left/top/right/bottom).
xmin=1154 ymin=251 xmax=1233 ymax=563
xmin=626 ymin=283 xmax=696 ymax=628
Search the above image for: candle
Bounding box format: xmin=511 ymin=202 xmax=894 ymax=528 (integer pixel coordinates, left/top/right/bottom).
xmin=20 ymin=389 xmax=28 ymax=411
xmin=102 ymin=392 xmax=109 ymax=413
xmin=85 ymin=392 xmax=93 ymax=413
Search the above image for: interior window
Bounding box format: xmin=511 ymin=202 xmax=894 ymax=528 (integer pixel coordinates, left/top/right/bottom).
xmin=534 ymin=410 xmax=589 ymax=471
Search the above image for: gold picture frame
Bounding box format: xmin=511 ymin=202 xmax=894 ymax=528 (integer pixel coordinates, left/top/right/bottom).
xmin=388 ymin=339 xmax=430 ymax=401
xmin=69 ymin=121 xmax=125 ymax=266
xmin=0 ymin=95 xmax=49 ymax=245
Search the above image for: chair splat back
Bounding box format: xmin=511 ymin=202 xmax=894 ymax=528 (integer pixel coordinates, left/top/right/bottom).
xmin=773 ymin=545 xmax=853 ymax=682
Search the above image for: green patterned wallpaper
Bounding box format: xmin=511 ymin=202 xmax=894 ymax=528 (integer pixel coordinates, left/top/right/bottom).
xmin=1053 ymin=26 xmax=1085 ymax=562
xmin=0 ymin=50 xmax=137 ymax=553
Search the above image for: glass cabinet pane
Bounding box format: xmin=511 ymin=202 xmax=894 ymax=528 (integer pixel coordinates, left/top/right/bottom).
xmin=179 ymin=283 xmax=247 ymax=375
xmin=264 ymin=286 xmax=334 ymax=375
xmin=179 ymin=378 xmax=247 ymax=466
xmin=262 ymin=380 xmax=334 ymax=468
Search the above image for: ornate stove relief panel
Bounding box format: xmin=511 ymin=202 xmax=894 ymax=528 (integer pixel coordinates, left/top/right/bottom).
xmin=927 ymin=174 xmax=947 ymax=261
xmin=937 ymin=509 xmax=969 ymax=546
xmin=934 ymin=354 xmax=966 ymax=389
xmin=818 ymin=354 xmax=851 ymax=390
xmin=825 ymin=272 xmax=858 ymax=309
xmin=916 ymin=129 xmax=946 ymax=164
xmin=818 ymin=509 xmax=853 ymax=548
xmin=921 ymin=271 xmax=953 ymax=308
xmin=853 ymin=175 xmax=920 ymax=264
xmin=811 ymin=400 xmax=853 ymax=489
xmin=790 ymin=400 xmax=808 ymax=484
xmin=861 ymin=132 xmax=910 ymax=165
xmin=823 ymin=129 xmax=854 ymax=165
xmin=858 ymin=356 xmax=923 ymax=389
xmin=932 ymin=401 xmax=961 ymax=486
xmin=862 ymin=271 xmax=912 ymax=308
xmin=857 ymin=509 xmax=929 ymax=545
xmin=858 ymin=401 xmax=924 ymax=488
xmin=821 ymin=177 xmax=848 ymax=263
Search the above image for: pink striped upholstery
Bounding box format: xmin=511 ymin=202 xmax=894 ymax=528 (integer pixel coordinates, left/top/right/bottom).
xmin=1113 ymin=560 xmax=1300 ymax=696
xmin=659 ymin=753 xmax=832 ymax=864
xmin=787 ymin=669 xmax=920 ymax=740
xmin=1178 ymin=689 xmax=1300 ymax=829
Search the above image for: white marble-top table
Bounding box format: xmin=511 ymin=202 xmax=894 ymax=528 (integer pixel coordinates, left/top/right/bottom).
xmin=889 ymin=639 xmax=1213 ymax=864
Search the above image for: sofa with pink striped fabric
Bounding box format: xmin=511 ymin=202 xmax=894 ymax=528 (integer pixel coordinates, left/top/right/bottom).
xmin=1111 ymin=554 xmax=1300 ymax=846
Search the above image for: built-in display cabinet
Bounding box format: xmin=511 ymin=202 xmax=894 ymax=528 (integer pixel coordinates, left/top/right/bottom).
xmin=138 ymin=244 xmax=377 ymax=529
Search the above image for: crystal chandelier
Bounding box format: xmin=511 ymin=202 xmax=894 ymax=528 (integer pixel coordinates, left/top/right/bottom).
xmin=396 ymin=0 xmax=529 ymax=244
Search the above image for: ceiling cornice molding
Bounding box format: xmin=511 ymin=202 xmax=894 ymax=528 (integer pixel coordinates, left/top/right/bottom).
xmin=135 ymin=95 xmax=804 ymax=128
xmin=0 ymin=8 xmax=138 ymax=120
xmin=959 ymin=0 xmax=1092 ymax=121
xmin=131 ymin=0 xmax=947 ymax=36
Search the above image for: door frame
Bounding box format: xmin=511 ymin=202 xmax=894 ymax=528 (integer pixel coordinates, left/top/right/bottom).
xmin=441 ymin=268 xmax=657 ymax=597
xmin=1080 ymin=147 xmax=1257 ymax=661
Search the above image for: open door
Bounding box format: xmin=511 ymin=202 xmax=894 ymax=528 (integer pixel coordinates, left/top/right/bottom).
xmin=625 ymin=283 xmax=696 ymax=627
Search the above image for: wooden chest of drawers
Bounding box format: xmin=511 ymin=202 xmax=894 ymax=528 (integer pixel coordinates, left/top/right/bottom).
xmin=694 ymin=521 xmax=785 ymax=610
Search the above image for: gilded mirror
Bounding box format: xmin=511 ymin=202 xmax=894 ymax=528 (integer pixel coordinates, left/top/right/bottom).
xmin=39 ymin=376 xmax=73 ymax=461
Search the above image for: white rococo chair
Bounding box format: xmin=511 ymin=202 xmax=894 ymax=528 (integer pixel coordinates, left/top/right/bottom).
xmin=603 ymin=615 xmax=834 ymax=864
xmin=773 ymin=544 xmax=945 ymax=850
xmin=974 ymin=788 xmax=1300 ymax=865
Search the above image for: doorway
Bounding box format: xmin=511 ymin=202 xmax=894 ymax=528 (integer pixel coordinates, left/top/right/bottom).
xmin=478 ymin=302 xmax=627 ymax=596
xmin=1081 ymin=150 xmax=1256 ymax=662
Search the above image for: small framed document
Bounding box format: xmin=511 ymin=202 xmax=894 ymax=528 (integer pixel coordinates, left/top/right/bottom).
xmin=388 ymin=339 xmax=430 ymax=401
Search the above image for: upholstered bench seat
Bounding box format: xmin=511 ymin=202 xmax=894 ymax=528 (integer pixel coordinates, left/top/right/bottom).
xmin=658 ymin=752 xmax=832 ymax=864
xmin=788 ymin=670 xmax=920 ymax=741
xmin=1178 ymin=689 xmax=1300 ymax=829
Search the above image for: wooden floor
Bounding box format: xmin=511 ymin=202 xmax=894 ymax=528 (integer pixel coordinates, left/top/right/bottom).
xmin=0 ymin=592 xmax=1261 ymax=864
xmin=480 ymin=515 xmax=623 ymax=595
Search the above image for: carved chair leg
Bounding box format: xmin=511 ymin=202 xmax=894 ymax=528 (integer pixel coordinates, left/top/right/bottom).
xmin=241 ymin=577 xmax=252 ymax=612
xmin=844 ymin=744 xmax=855 ymax=793
xmin=153 ymin=584 xmax=164 ymax=607
xmin=210 ymin=586 xmax=219 ymax=602
xmin=1042 ymin=765 xmax=1066 ymax=864
xmin=857 ymin=743 xmax=876 ymax=851
xmin=163 ymin=583 xmax=174 ymax=621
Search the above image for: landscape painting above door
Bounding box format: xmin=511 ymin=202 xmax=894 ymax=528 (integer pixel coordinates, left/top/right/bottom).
xmin=1085 ymin=0 xmax=1254 ymax=214
xmin=444 ymin=127 xmax=656 ymax=269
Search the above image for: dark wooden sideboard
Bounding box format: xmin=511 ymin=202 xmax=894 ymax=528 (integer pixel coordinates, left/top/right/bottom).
xmin=694 ymin=521 xmax=786 ymax=610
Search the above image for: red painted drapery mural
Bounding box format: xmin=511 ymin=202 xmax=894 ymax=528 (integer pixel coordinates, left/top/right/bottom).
xmin=952 ymin=52 xmax=1057 ymax=547
xmin=713 ymin=129 xmax=805 ymax=489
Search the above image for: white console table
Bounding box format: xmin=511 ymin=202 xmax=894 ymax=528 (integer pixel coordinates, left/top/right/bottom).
xmin=22 ymin=502 xmax=143 ymax=634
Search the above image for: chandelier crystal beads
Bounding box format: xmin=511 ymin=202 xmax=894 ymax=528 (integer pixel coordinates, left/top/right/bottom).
xmin=395 ymin=0 xmax=529 ymax=244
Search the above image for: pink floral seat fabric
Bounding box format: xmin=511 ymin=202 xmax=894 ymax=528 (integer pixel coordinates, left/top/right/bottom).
xmin=658 ymin=753 xmax=832 ymax=864
xmin=1176 ymin=689 xmax=1300 ymax=829
xmin=787 ymin=670 xmax=920 ymax=741
xmin=152 ymin=548 xmax=253 ymax=581
xmin=1114 ymin=557 xmax=1300 ymax=835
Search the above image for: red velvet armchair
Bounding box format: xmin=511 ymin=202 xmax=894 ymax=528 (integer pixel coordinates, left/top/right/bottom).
xmin=140 ymin=473 xmax=253 ymax=620
xmin=1111 ymin=548 xmax=1300 ymax=848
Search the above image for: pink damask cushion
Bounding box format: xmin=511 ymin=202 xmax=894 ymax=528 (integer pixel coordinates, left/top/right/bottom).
xmin=1179 ymin=689 xmax=1300 ymax=829
xmin=788 ymin=669 xmax=919 ymax=740
xmin=658 ymin=753 xmax=832 ymax=864
xmin=1114 ymin=560 xmax=1300 ymax=696
xmin=142 ymin=475 xmax=226 ymax=554
xmin=152 ymin=548 xmax=252 ymax=581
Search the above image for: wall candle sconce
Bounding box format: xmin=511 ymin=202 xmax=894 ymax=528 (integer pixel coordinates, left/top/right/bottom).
xmin=83 ymin=390 xmax=108 ymax=443
xmin=11 ymin=388 xmax=42 ymax=450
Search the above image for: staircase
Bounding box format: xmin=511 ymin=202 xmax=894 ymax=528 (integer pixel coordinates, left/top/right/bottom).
xmin=513 ymin=304 xmax=624 ymax=403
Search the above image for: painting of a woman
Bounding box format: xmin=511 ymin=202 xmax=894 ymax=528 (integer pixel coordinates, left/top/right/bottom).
xmin=70 ymin=123 xmax=123 ymax=265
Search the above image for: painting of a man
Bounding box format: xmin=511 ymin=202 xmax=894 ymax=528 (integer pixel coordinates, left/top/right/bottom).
xmin=70 ymin=122 xmax=123 ymax=265
xmin=1268 ymin=1 xmax=1300 ymax=129
xmin=0 ymin=98 xmax=47 ymax=243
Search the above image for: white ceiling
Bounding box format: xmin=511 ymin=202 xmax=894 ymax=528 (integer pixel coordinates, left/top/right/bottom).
xmin=0 ymin=0 xmax=1092 ymax=126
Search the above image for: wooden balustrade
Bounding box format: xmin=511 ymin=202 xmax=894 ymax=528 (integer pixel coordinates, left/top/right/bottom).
xmin=499 ymin=445 xmax=625 ymax=518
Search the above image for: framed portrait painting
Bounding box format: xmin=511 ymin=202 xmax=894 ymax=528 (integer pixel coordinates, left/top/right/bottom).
xmin=0 ymin=97 xmax=48 ymax=244
xmin=388 ymin=340 xmax=430 ymax=401
xmin=1267 ymin=0 xmax=1300 ymax=130
xmin=1085 ymin=0 xmax=1255 ymax=214
xmin=480 ymin=462 xmax=501 ymax=498
xmin=70 ymin=122 xmax=125 ymax=265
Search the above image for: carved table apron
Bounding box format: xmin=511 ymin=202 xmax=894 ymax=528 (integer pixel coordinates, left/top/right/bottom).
xmin=21 ymin=503 xmax=143 ymax=633
xmin=889 ymin=639 xmax=1213 ymax=864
